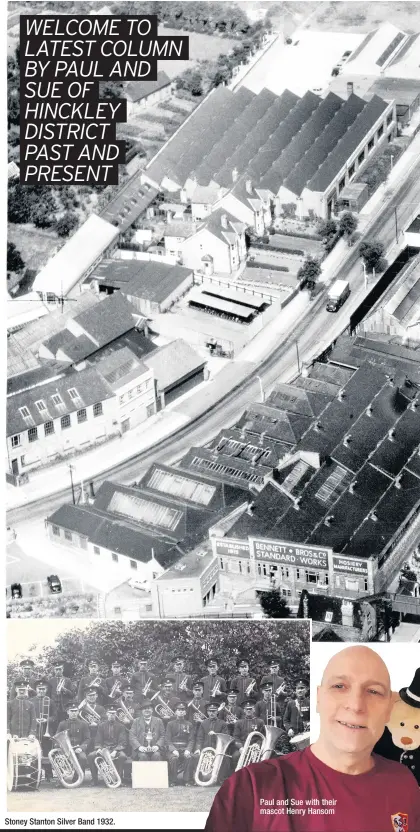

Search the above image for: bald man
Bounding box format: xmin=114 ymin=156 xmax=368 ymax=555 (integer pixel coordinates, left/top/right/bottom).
xmin=205 ymin=646 xmax=420 ymax=831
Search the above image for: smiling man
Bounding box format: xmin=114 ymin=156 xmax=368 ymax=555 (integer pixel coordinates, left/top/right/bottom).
xmin=204 ymin=646 xmax=420 ymax=832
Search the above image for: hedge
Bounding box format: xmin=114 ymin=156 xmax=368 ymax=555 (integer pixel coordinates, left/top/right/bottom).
xmin=251 ymin=241 xmax=304 ymax=256
xmin=247 ymin=262 xmax=289 ymax=273
xmin=273 ymin=228 xmax=322 ymax=241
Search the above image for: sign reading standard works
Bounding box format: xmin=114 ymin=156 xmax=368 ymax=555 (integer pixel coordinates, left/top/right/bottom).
xmin=249 ymin=538 xmax=330 ymax=570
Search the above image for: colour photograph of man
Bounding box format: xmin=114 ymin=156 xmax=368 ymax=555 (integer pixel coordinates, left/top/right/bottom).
xmin=205 ymin=646 xmax=420 ymax=831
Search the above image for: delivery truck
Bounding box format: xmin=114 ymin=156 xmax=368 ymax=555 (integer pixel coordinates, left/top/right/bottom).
xmin=326 ymin=279 xmax=350 ymax=312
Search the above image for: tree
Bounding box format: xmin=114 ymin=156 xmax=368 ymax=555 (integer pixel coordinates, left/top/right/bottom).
xmin=7 ymin=241 xmax=24 ymax=273
xmin=339 ymin=211 xmax=358 ymax=242
xmin=55 ymin=212 xmax=79 ymax=238
xmin=258 ymin=589 xmax=292 ymax=619
xmin=176 ymin=68 xmax=203 ymax=97
xmin=360 ymin=240 xmax=385 ymax=273
xmin=317 ymin=219 xmax=337 ymax=240
xmin=297 ymin=257 xmax=322 ymax=290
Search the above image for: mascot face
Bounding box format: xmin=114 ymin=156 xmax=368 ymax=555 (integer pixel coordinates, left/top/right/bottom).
xmin=387 ymin=698 xmax=420 ymax=752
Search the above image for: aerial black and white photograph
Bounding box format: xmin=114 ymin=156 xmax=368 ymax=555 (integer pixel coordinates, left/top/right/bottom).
xmin=6 ymin=617 xmax=310 ymax=810
xmin=6 ymin=0 xmax=420 ymax=643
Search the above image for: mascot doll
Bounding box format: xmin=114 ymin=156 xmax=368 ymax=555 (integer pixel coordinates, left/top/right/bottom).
xmin=374 ymin=668 xmax=420 ymax=785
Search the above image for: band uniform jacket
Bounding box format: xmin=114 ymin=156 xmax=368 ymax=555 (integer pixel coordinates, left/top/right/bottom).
xmin=10 ymin=674 xmax=37 ymax=698
xmin=77 ymin=675 xmax=107 ymax=705
xmin=169 ymin=672 xmax=194 ymax=701
xmin=254 ymin=699 xmax=285 ymax=726
xmin=82 ymin=703 xmax=106 ymax=735
xmin=7 ymin=697 xmax=37 ymax=736
xmin=130 ymin=671 xmax=159 ymax=699
xmin=200 ymin=675 xmax=227 ymax=701
xmin=32 ymin=695 xmax=57 ymax=736
xmin=48 ymin=675 xmax=74 ymax=711
xmin=233 ymin=716 xmax=266 ymax=747
xmin=195 ymin=717 xmax=230 ymax=752
xmin=104 ymin=676 xmax=129 ymax=701
xmin=94 ymin=720 xmax=127 ymax=752
xmin=165 ymin=718 xmax=195 ymax=753
xmin=260 ymin=674 xmax=286 ymax=694
xmin=129 ymin=715 xmax=166 ymax=751
xmin=230 ymin=675 xmax=259 ymax=706
xmin=154 ymin=693 xmax=182 ymax=720
xmin=218 ymin=704 xmax=244 ymax=729
xmin=186 ymin=697 xmax=209 ymax=724
xmin=283 ymin=698 xmax=310 ymax=734
xmin=118 ymin=699 xmax=140 ymax=723
xmin=56 ymin=718 xmax=91 ymax=752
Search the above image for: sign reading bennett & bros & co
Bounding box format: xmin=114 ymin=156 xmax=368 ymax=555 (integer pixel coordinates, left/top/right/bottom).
xmin=249 ymin=538 xmax=330 ymax=570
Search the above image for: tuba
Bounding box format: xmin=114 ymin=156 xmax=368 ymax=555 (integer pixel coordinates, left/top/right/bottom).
xmin=48 ymin=730 xmax=84 ymax=788
xmin=116 ymin=699 xmax=134 ymax=726
xmin=154 ymin=695 xmax=175 ymax=720
xmin=78 ymin=700 xmax=102 ymax=726
xmin=235 ymin=726 xmax=284 ymax=771
xmin=195 ymin=732 xmax=234 ymax=787
xmin=94 ymin=748 xmax=121 ymax=788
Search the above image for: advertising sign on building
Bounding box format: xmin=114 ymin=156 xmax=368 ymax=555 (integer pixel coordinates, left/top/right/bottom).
xmin=332 ymin=556 xmax=369 ymax=576
xmin=249 ymin=538 xmax=330 ymax=570
xmin=214 ymin=538 xmax=251 ymax=559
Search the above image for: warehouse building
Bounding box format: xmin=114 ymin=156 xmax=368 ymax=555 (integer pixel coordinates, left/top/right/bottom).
xmin=357 ymin=252 xmax=420 ymax=344
xmin=87 ymin=258 xmax=194 ymax=315
xmin=124 ymin=72 xmax=173 ymax=116
xmin=143 ymin=339 xmax=207 ymax=408
xmin=32 ymin=214 xmax=119 ymax=303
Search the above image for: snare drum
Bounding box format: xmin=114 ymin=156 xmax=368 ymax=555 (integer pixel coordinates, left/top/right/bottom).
xmin=289 ymin=731 xmax=310 ymax=751
xmin=7 ymin=736 xmax=42 ymax=791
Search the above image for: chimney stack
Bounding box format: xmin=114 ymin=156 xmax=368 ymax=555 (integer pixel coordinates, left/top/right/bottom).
xmin=347 ymin=81 xmax=354 ymax=98
xmin=246 ymin=179 xmax=253 ymax=195
xmin=232 ymin=167 xmax=238 ymax=183
xmin=221 ymin=213 xmax=228 ymax=229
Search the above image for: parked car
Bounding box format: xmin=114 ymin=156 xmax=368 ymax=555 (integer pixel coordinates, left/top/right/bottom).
xmin=128 ymin=578 xmax=151 ymax=592
xmin=11 ymin=582 xmax=22 ymax=599
xmin=47 ymin=574 xmax=62 ymax=593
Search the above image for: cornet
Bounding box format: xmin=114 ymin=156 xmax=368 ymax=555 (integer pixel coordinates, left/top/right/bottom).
xmin=141 ymin=678 xmax=153 ymax=697
xmin=56 ymin=678 xmax=72 ymax=695
xmin=178 ymin=676 xmax=189 ymax=692
xmin=245 ymin=679 xmax=256 ymax=697
xmin=89 ymin=676 xmax=102 ymax=689
xmin=210 ymin=680 xmax=221 ymax=698
xmin=109 ymin=679 xmax=122 ymax=699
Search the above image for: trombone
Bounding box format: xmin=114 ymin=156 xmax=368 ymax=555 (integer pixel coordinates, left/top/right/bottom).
xmin=36 ymin=697 xmax=51 ymax=741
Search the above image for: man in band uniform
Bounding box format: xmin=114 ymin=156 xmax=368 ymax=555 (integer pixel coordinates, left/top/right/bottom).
xmin=283 ymin=679 xmax=310 ymax=738
xmin=231 ymin=700 xmax=265 ymax=770
xmin=88 ymin=705 xmax=127 ymax=786
xmin=48 ymin=662 xmax=74 ymax=722
xmin=260 ymin=660 xmax=286 ymax=694
xmin=11 ymin=659 xmax=37 ymax=698
xmin=130 ymin=657 xmax=158 ymax=703
xmin=129 ymin=700 xmax=165 ymax=761
xmin=77 ymin=659 xmax=107 ymax=706
xmin=218 ymin=691 xmax=244 ymax=730
xmin=55 ymin=703 xmax=91 ymax=780
xmin=154 ymin=679 xmax=181 ymax=724
xmin=169 ymin=658 xmax=193 ymax=702
xmin=166 ymin=702 xmax=195 ymax=786
xmin=200 ymin=660 xmax=227 ymax=702
xmin=186 ymin=682 xmax=209 ymax=724
xmin=230 ymin=661 xmax=258 ymax=707
xmin=81 ymin=687 xmax=106 ymax=751
xmin=104 ymin=661 xmax=128 ymax=703
xmin=7 ymin=680 xmax=36 ymax=738
xmin=255 ymin=683 xmax=285 ymax=727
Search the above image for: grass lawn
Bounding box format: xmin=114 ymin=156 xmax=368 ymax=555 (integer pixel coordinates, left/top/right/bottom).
xmin=8 ymin=782 xmax=218 ymax=813
xmin=8 ymin=224 xmax=60 ymax=273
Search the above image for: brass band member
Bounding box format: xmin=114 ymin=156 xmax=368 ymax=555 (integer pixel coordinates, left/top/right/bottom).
xmin=169 ymin=658 xmax=193 ymax=702
xmin=255 ymin=684 xmax=284 ymax=727
xmin=11 ymin=659 xmax=37 ymax=698
xmin=166 ymin=702 xmax=195 ymax=787
xmin=200 ymin=659 xmax=227 ymax=702
xmin=231 ymin=700 xmax=265 ymax=770
xmin=154 ymin=679 xmax=182 ymax=725
xmin=260 ymin=660 xmax=286 ymax=694
xmin=129 ymin=700 xmax=165 ymax=761
xmin=218 ymin=691 xmax=244 ymax=728
xmin=104 ymin=661 xmax=128 ymax=703
xmin=7 ymin=680 xmax=36 ymax=738
xmin=283 ymin=680 xmax=310 ymax=739
xmin=56 ymin=703 xmax=91 ymax=782
xmin=118 ymin=685 xmax=140 ymax=725
xmin=88 ymin=706 xmax=128 ymax=786
xmin=33 ymin=678 xmax=55 ymax=741
xmin=48 ymin=661 xmax=74 ymax=722
xmin=194 ymin=702 xmax=231 ymax=784
xmin=81 ymin=688 xmax=106 ymax=751
xmin=186 ymin=682 xmax=209 ymax=724
xmin=130 ymin=657 xmax=158 ymax=703
xmin=77 ymin=659 xmax=107 ymax=706
xmin=230 ymin=660 xmax=258 ymax=707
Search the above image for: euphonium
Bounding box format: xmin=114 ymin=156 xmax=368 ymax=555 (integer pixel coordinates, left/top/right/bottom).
xmin=188 ymin=700 xmax=207 ymax=722
xmin=235 ymin=726 xmax=285 ymax=771
xmin=116 ymin=699 xmax=134 ymax=726
xmin=223 ymin=708 xmax=238 ymax=725
xmin=78 ymin=700 xmax=102 ymax=726
xmin=48 ymin=731 xmax=84 ymax=788
xmin=154 ymin=695 xmax=174 ymax=719
xmin=94 ymin=748 xmax=121 ymax=789
xmin=194 ymin=732 xmax=234 ymax=787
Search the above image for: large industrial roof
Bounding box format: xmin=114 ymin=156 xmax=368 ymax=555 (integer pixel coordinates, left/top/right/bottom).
xmin=32 ymin=215 xmax=119 ymax=297
xmin=346 ymin=23 xmax=409 ymax=75
xmin=89 ymin=258 xmax=193 ymax=304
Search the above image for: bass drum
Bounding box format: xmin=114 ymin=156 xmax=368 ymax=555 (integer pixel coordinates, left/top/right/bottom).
xmin=7 ymin=737 xmax=42 ymax=791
